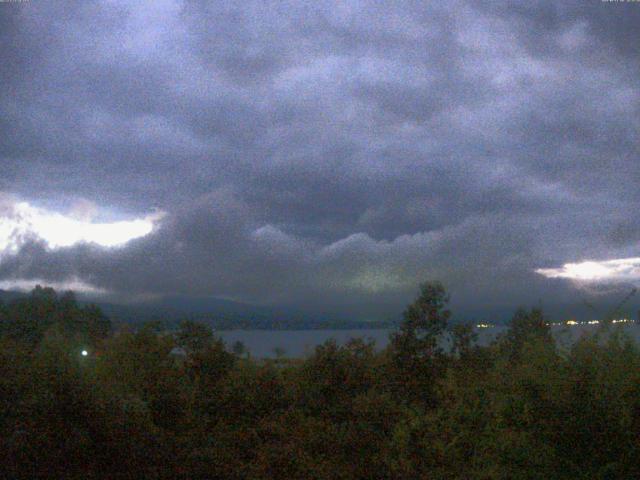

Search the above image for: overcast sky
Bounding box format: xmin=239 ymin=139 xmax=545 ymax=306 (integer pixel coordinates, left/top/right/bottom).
xmin=1 ymin=1 xmax=639 ymax=319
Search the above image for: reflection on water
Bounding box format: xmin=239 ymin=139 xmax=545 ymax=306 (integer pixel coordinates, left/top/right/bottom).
xmin=217 ymin=324 xmax=640 ymax=359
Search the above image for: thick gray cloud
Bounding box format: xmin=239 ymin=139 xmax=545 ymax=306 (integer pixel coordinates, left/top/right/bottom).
xmin=1 ymin=0 xmax=639 ymax=319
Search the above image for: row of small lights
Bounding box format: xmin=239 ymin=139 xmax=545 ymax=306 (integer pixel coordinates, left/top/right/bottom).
xmin=474 ymin=318 xmax=636 ymax=329
xmin=564 ymin=318 xmax=634 ymax=326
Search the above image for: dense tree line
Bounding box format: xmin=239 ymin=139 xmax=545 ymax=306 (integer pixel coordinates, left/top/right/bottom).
xmin=0 ymin=283 xmax=639 ymax=479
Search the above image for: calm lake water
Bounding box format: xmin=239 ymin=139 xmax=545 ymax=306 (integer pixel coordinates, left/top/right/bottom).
xmin=217 ymin=323 xmax=640 ymax=358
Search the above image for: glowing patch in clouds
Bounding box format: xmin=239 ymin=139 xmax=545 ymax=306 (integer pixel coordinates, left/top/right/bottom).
xmin=536 ymin=257 xmax=640 ymax=283
xmin=0 ymin=277 xmax=108 ymax=295
xmin=0 ymin=200 xmax=163 ymax=252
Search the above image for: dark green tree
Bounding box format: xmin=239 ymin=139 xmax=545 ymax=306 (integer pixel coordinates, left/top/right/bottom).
xmin=450 ymin=322 xmax=477 ymax=359
xmin=502 ymin=307 xmax=552 ymax=360
xmin=232 ymin=340 xmax=247 ymax=357
xmin=390 ymin=281 xmax=451 ymax=404
xmin=176 ymin=320 xmax=214 ymax=354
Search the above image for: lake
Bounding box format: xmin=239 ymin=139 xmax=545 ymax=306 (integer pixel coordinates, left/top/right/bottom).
xmin=217 ymin=323 xmax=640 ymax=358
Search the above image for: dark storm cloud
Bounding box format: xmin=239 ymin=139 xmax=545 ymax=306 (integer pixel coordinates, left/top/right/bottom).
xmin=1 ymin=0 xmax=639 ymax=317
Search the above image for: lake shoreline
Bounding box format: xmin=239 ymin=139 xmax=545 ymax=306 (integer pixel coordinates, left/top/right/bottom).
xmin=216 ymin=324 xmax=640 ymax=358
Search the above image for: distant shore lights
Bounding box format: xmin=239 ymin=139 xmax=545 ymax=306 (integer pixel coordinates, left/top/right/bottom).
xmin=471 ymin=318 xmax=634 ymax=330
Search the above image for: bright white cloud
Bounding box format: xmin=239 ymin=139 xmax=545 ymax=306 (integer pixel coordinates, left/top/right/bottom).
xmin=0 ymin=198 xmax=163 ymax=253
xmin=0 ymin=277 xmax=107 ymax=295
xmin=536 ymin=257 xmax=640 ymax=284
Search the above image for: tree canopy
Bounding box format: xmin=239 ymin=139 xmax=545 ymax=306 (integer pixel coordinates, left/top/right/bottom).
xmin=0 ymin=285 xmax=639 ymax=479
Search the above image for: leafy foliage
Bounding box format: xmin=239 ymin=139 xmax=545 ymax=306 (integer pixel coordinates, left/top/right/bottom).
xmin=0 ymin=285 xmax=639 ymax=479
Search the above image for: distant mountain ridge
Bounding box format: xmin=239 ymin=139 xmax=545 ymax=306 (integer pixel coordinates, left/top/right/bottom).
xmin=3 ymin=288 xmax=638 ymax=330
xmin=0 ymin=289 xmax=399 ymax=330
